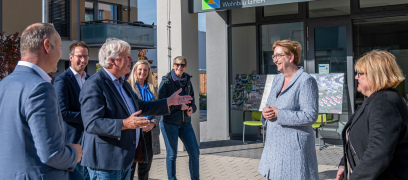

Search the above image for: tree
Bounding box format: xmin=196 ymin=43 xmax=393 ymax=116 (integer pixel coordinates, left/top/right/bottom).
xmin=0 ymin=32 xmax=20 ymax=80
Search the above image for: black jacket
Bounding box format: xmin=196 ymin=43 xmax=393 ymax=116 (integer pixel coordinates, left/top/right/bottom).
xmin=158 ymin=72 xmax=197 ymax=125
xmin=339 ymin=89 xmax=408 ymax=180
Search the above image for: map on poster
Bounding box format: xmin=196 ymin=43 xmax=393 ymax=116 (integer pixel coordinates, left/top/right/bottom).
xmin=231 ymin=74 xmax=269 ymax=111
xmin=311 ymin=73 xmax=345 ymax=114
xmin=231 ymin=73 xmax=345 ymax=114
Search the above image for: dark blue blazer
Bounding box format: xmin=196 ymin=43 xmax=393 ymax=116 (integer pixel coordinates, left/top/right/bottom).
xmin=0 ymin=65 xmax=82 ymax=180
xmin=79 ymin=68 xmax=169 ymax=171
xmin=54 ymin=68 xmax=90 ymax=144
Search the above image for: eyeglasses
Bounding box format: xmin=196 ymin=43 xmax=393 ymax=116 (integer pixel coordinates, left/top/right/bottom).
xmin=356 ymin=71 xmax=365 ymax=78
xmin=272 ymin=53 xmax=287 ymax=61
xmin=72 ymin=54 xmax=90 ymax=59
xmin=174 ymin=63 xmax=186 ymax=68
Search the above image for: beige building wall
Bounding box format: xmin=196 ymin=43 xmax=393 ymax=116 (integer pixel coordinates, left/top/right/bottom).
xmin=2 ymin=0 xmax=42 ymax=35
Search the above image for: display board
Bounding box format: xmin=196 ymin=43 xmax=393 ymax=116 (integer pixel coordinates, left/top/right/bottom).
xmin=231 ymin=73 xmax=345 ymax=114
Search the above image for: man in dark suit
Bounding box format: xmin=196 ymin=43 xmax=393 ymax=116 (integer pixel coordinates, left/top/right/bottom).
xmin=79 ymin=38 xmax=192 ymax=180
xmin=0 ymin=23 xmax=83 ymax=179
xmin=54 ymin=41 xmax=90 ymax=179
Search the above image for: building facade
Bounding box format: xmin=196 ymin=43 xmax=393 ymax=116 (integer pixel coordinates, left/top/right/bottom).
xmin=158 ymin=0 xmax=408 ymax=143
xmin=1 ymin=0 xmax=155 ymax=78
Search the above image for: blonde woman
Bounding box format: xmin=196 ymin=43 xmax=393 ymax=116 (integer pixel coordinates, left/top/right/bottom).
xmin=336 ymin=50 xmax=408 ymax=180
xmin=128 ymin=60 xmax=160 ymax=180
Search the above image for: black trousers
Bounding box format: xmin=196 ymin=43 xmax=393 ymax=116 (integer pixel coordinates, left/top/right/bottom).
xmin=131 ymin=131 xmax=153 ymax=180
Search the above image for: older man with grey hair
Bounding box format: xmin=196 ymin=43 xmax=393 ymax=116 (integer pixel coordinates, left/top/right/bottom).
xmin=0 ymin=23 xmax=83 ymax=179
xmin=79 ymin=38 xmax=192 ymax=180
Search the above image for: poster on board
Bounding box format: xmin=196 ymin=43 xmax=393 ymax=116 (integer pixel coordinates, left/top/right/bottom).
xmin=231 ymin=73 xmax=345 ymax=114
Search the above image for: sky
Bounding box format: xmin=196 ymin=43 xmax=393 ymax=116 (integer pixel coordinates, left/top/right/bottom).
xmin=137 ymin=0 xmax=206 ymax=71
xmin=137 ymin=0 xmax=206 ymax=31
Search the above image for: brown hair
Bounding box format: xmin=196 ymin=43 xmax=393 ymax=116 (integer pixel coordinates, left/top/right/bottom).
xmin=355 ymin=50 xmax=405 ymax=92
xmin=173 ymin=56 xmax=187 ymax=66
xmin=69 ymin=41 xmax=89 ymax=54
xmin=272 ymin=40 xmax=302 ymax=65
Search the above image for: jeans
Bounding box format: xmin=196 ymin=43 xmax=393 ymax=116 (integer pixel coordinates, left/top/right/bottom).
xmin=76 ymin=162 xmax=90 ymax=180
xmin=87 ymin=167 xmax=131 ymax=180
xmin=160 ymin=121 xmax=200 ymax=180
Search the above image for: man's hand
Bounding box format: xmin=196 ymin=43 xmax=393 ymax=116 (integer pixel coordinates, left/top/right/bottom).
xmin=167 ymin=88 xmax=193 ymax=106
xmin=122 ymin=110 xmax=150 ymax=130
xmin=142 ymin=122 xmax=156 ymax=132
xmin=336 ymin=168 xmax=344 ymax=180
xmin=263 ymin=105 xmax=277 ymax=120
xmin=67 ymin=143 xmax=82 ymax=163
xmin=186 ymin=107 xmax=193 ymax=117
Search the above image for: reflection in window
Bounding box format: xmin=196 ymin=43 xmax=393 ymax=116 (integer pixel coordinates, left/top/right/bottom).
xmin=359 ymin=0 xmax=408 ymax=8
xmin=309 ymin=0 xmax=350 ymax=18
xmin=263 ymin=3 xmax=298 ymax=17
xmin=261 ymin=22 xmax=304 ymax=74
xmin=353 ymin=16 xmax=408 ymax=100
xmin=84 ymin=1 xmax=120 ymax=22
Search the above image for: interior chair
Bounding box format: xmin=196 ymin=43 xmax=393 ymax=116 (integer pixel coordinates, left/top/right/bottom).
xmin=312 ymin=113 xmax=327 ymax=150
xmin=243 ymin=111 xmax=265 ymax=145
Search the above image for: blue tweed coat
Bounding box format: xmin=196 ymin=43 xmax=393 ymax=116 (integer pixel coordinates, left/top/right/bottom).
xmin=258 ymin=67 xmax=319 ymax=180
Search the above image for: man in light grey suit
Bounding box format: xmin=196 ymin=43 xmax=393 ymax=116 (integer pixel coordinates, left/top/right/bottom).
xmin=0 ymin=23 xmax=83 ymax=180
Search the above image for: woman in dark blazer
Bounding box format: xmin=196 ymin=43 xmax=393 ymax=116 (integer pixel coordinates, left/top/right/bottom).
xmin=336 ymin=50 xmax=408 ymax=180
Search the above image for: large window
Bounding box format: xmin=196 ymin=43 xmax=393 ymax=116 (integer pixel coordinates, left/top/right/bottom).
xmin=49 ymin=0 xmax=70 ymax=38
xmin=260 ymin=22 xmax=304 ymax=74
xmin=354 ymin=15 xmax=408 ymax=100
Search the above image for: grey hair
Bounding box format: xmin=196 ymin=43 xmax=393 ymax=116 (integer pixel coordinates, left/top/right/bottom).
xmin=20 ymin=23 xmax=58 ymax=56
xmin=98 ymin=38 xmax=131 ymax=67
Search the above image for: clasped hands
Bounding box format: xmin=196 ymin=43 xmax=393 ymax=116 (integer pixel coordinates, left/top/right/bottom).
xmin=181 ymin=104 xmax=193 ymax=117
xmin=263 ymin=105 xmax=278 ymax=120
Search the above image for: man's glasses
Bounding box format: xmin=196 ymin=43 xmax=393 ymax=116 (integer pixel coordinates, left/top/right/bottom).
xmin=272 ymin=53 xmax=287 ymax=61
xmin=72 ymin=54 xmax=90 ymax=60
xmin=174 ymin=63 xmax=186 ymax=68
xmin=356 ymin=71 xmax=365 ymax=78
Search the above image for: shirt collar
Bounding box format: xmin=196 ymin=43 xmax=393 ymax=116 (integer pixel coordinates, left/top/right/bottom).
xmin=17 ymin=61 xmax=52 ymax=83
xmin=69 ymin=67 xmax=86 ymax=78
xmin=102 ymin=67 xmax=125 ymax=84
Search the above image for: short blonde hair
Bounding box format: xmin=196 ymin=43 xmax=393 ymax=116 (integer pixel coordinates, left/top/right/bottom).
xmin=127 ymin=60 xmax=158 ymax=99
xmin=355 ymin=50 xmax=405 ymax=92
xmin=173 ymin=56 xmax=187 ymax=66
xmin=272 ymin=40 xmax=302 ymax=65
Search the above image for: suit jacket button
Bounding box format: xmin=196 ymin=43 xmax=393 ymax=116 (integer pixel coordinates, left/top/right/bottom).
xmin=133 ymin=141 xmax=136 ymax=144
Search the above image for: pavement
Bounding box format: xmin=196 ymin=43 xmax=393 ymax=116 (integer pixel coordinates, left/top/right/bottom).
xmin=135 ymin=111 xmax=342 ymax=180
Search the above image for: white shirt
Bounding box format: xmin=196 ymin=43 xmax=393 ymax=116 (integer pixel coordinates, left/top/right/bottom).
xmin=17 ymin=61 xmax=52 ymax=83
xmin=69 ymin=67 xmax=87 ymax=89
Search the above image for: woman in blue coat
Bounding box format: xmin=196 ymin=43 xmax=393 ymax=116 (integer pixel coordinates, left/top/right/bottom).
xmin=258 ymin=40 xmax=319 ymax=180
xmin=159 ymin=56 xmax=199 ymax=180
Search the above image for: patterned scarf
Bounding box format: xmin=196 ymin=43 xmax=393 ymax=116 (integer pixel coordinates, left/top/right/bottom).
xmin=136 ymin=81 xmax=156 ymax=120
xmin=171 ymin=69 xmax=188 ymax=87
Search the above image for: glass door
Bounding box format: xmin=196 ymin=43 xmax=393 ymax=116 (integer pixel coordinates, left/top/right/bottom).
xmin=306 ymin=19 xmax=353 ymax=144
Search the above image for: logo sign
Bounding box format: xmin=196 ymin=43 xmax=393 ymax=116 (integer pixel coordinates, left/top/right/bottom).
xmin=190 ymin=0 xmax=316 ymax=13
xmin=203 ymin=0 xmax=221 ymax=10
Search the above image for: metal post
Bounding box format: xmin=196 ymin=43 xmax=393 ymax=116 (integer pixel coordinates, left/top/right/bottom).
xmin=78 ymin=0 xmax=80 ymax=40
xmin=42 ymin=0 xmax=48 ymax=23
xmin=167 ymin=0 xmax=172 ymax=72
